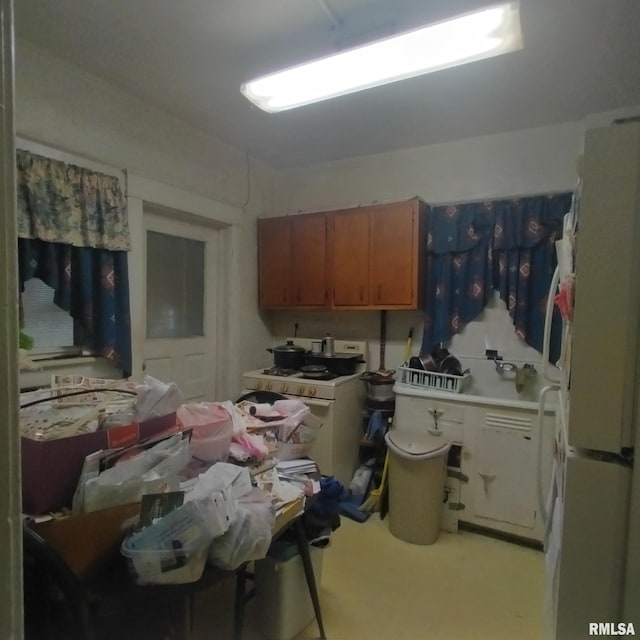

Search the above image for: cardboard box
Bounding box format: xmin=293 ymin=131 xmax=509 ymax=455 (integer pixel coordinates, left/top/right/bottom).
xmin=29 ymin=502 xmax=141 ymax=580
xmin=21 ymin=412 xmax=177 ymax=515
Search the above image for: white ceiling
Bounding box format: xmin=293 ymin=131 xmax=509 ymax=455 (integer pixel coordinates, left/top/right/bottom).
xmin=14 ymin=0 xmax=640 ymax=168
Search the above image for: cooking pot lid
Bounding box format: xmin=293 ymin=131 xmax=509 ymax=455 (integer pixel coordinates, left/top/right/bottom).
xmin=385 ymin=430 xmax=451 ymax=457
xmin=308 ymin=352 xmax=362 ymax=360
xmin=273 ymin=340 xmax=305 ymax=352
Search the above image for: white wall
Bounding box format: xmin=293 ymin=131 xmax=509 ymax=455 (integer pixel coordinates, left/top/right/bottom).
xmin=274 ymin=106 xmax=640 ymax=212
xmin=273 ymin=121 xmax=582 ymax=213
xmin=15 ymin=40 xmax=274 ymax=398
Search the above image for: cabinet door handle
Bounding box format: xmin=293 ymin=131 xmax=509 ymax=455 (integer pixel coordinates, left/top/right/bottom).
xmin=478 ymin=472 xmax=496 ymax=493
xmin=377 ymin=284 xmax=382 ymax=302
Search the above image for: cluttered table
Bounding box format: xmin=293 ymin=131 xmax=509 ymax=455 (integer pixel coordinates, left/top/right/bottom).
xmin=20 ymin=375 xmax=328 ymax=640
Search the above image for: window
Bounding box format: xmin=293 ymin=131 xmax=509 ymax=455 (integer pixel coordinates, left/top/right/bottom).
xmin=21 ymin=278 xmax=83 ymax=358
xmin=146 ymin=230 xmax=205 ymax=339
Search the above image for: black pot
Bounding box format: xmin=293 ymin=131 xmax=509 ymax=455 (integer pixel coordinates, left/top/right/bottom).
xmin=266 ymin=340 xmax=306 ymax=370
xmin=304 ymin=353 xmax=364 ymax=376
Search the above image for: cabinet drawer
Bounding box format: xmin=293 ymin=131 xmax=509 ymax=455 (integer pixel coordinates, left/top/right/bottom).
xmin=394 ymin=395 xmax=464 ymax=441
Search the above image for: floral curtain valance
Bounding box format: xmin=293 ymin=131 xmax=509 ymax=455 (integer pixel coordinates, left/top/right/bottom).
xmin=16 ymin=149 xmax=131 ymax=252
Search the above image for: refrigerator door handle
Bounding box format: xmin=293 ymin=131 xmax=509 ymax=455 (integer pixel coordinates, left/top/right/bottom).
xmin=542 ymin=266 xmax=561 ymax=385
xmin=537 ymin=384 xmax=560 ymax=527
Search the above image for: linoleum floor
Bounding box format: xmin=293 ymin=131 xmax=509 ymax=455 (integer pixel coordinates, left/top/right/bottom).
xmin=192 ymin=516 xmax=544 ymax=640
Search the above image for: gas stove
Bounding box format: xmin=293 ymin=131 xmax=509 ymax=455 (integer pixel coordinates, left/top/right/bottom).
xmin=242 ymin=339 xmax=368 ymax=486
xmin=243 ymin=339 xmax=368 ymax=401
xmin=262 ymin=366 xmax=339 ymax=380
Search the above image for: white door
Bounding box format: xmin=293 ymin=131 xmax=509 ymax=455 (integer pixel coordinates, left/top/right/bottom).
xmin=143 ymin=211 xmax=218 ymax=402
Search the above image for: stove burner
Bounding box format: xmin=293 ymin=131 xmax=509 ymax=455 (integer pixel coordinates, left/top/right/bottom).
xmin=262 ymin=367 xmax=298 ymax=377
xmin=300 ymin=371 xmax=338 ymax=381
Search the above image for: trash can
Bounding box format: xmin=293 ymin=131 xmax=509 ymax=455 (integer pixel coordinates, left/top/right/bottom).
xmin=384 ymin=430 xmax=452 ymax=545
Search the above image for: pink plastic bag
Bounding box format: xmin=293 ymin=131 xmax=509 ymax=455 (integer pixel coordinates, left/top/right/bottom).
xmin=177 ymin=403 xmax=232 ymax=439
xmin=177 ymin=403 xmax=233 ymax=463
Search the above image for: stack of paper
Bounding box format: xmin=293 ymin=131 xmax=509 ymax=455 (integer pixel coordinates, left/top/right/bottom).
xmin=277 ymin=459 xmax=317 ymax=475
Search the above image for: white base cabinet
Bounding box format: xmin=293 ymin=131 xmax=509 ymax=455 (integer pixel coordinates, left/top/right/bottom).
xmin=392 ymin=387 xmax=555 ymax=543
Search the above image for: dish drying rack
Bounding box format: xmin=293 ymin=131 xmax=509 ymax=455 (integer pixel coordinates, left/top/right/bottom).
xmin=396 ymin=364 xmax=471 ymax=394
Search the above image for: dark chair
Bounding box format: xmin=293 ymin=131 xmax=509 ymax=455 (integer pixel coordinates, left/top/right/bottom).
xmin=23 ymin=526 xmax=94 ymax=640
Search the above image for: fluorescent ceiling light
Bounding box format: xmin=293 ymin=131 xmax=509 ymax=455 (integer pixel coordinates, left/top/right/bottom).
xmin=241 ymin=1 xmax=522 ymax=113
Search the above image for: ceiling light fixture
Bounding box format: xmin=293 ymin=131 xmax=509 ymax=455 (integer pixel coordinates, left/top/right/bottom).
xmin=241 ymin=1 xmax=522 ymax=113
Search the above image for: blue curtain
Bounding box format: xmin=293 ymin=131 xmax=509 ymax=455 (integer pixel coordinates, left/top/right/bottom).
xmin=422 ymin=193 xmax=572 ymax=363
xmin=18 ymin=238 xmax=132 ymax=377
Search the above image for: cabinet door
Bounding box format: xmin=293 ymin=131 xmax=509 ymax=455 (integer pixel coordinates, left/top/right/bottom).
xmin=369 ymin=202 xmax=417 ymax=307
xmin=331 ymin=209 xmax=370 ymax=307
xmin=291 ymin=214 xmax=328 ymax=307
xmin=473 ymin=418 xmax=536 ymax=529
xmin=258 ymin=217 xmax=291 ymax=308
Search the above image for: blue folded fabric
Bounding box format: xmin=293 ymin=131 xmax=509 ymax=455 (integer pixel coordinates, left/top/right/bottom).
xmin=365 ymin=411 xmax=385 ymax=440
xmin=338 ymin=493 xmax=371 ymax=523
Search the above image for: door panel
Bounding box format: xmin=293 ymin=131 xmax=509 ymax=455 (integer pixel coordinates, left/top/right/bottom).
xmin=332 ymin=210 xmax=370 ymax=306
xmin=370 ymin=203 xmax=415 ymax=306
xmin=144 ymin=211 xmax=218 ymax=402
xmin=144 ymin=356 xmax=173 ymax=385
xmin=291 ymin=214 xmax=327 ymax=306
xmin=259 ymin=217 xmax=291 ymax=307
xmin=473 ymin=426 xmax=535 ymax=528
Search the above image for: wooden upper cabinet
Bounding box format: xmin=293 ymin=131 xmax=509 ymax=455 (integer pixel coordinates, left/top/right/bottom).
xmin=258 ymin=213 xmax=329 ymax=310
xmin=290 ymin=213 xmax=328 ymax=307
xmin=331 ymin=209 xmax=370 ymax=307
xmin=258 ymin=217 xmax=292 ymax=308
xmin=369 ymin=200 xmax=421 ymax=308
xmin=259 ymin=197 xmax=427 ymax=311
xmin=330 ymin=198 xmax=428 ymax=310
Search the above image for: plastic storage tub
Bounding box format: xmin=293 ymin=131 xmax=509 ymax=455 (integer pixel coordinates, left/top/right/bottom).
xmin=189 ymin=423 xmax=233 ymax=463
xmin=121 ymin=532 xmax=210 ymax=585
xmin=254 ymin=545 xmax=324 ymax=640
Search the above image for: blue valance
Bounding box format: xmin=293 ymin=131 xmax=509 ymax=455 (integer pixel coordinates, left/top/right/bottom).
xmin=422 ymin=193 xmax=572 ymax=363
xmin=18 ymin=239 xmax=132 ymax=377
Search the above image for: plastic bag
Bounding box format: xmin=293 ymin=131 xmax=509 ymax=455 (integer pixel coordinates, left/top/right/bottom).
xmin=80 ymin=434 xmax=190 ymax=513
xmin=229 ymin=433 xmax=269 ymax=462
xmin=349 ymin=463 xmax=373 ymax=498
xmin=135 ymin=376 xmax=184 ymax=422
xmin=207 ymin=489 xmax=276 ymax=570
xmin=177 ymin=402 xmax=232 ymax=439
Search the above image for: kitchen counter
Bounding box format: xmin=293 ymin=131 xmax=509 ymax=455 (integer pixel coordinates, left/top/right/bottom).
xmin=393 ymin=382 xmax=556 ymax=412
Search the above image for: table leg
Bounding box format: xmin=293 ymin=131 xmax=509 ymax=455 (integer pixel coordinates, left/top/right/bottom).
xmin=233 ymin=566 xmax=247 ymax=640
xmin=294 ymin=518 xmax=326 ymax=640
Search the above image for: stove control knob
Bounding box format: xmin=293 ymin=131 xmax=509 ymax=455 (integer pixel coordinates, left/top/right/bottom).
xmin=297 ymin=385 xmax=306 ymax=395
xmin=308 ymin=387 xmax=317 ymax=397
xmin=265 ymin=382 xmax=273 ymax=391
xmin=256 ymin=380 xmax=263 ymax=390
xmin=281 ymin=383 xmax=289 ymax=393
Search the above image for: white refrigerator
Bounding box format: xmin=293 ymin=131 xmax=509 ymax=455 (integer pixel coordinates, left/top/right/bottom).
xmin=539 ymin=120 xmax=640 ymax=639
